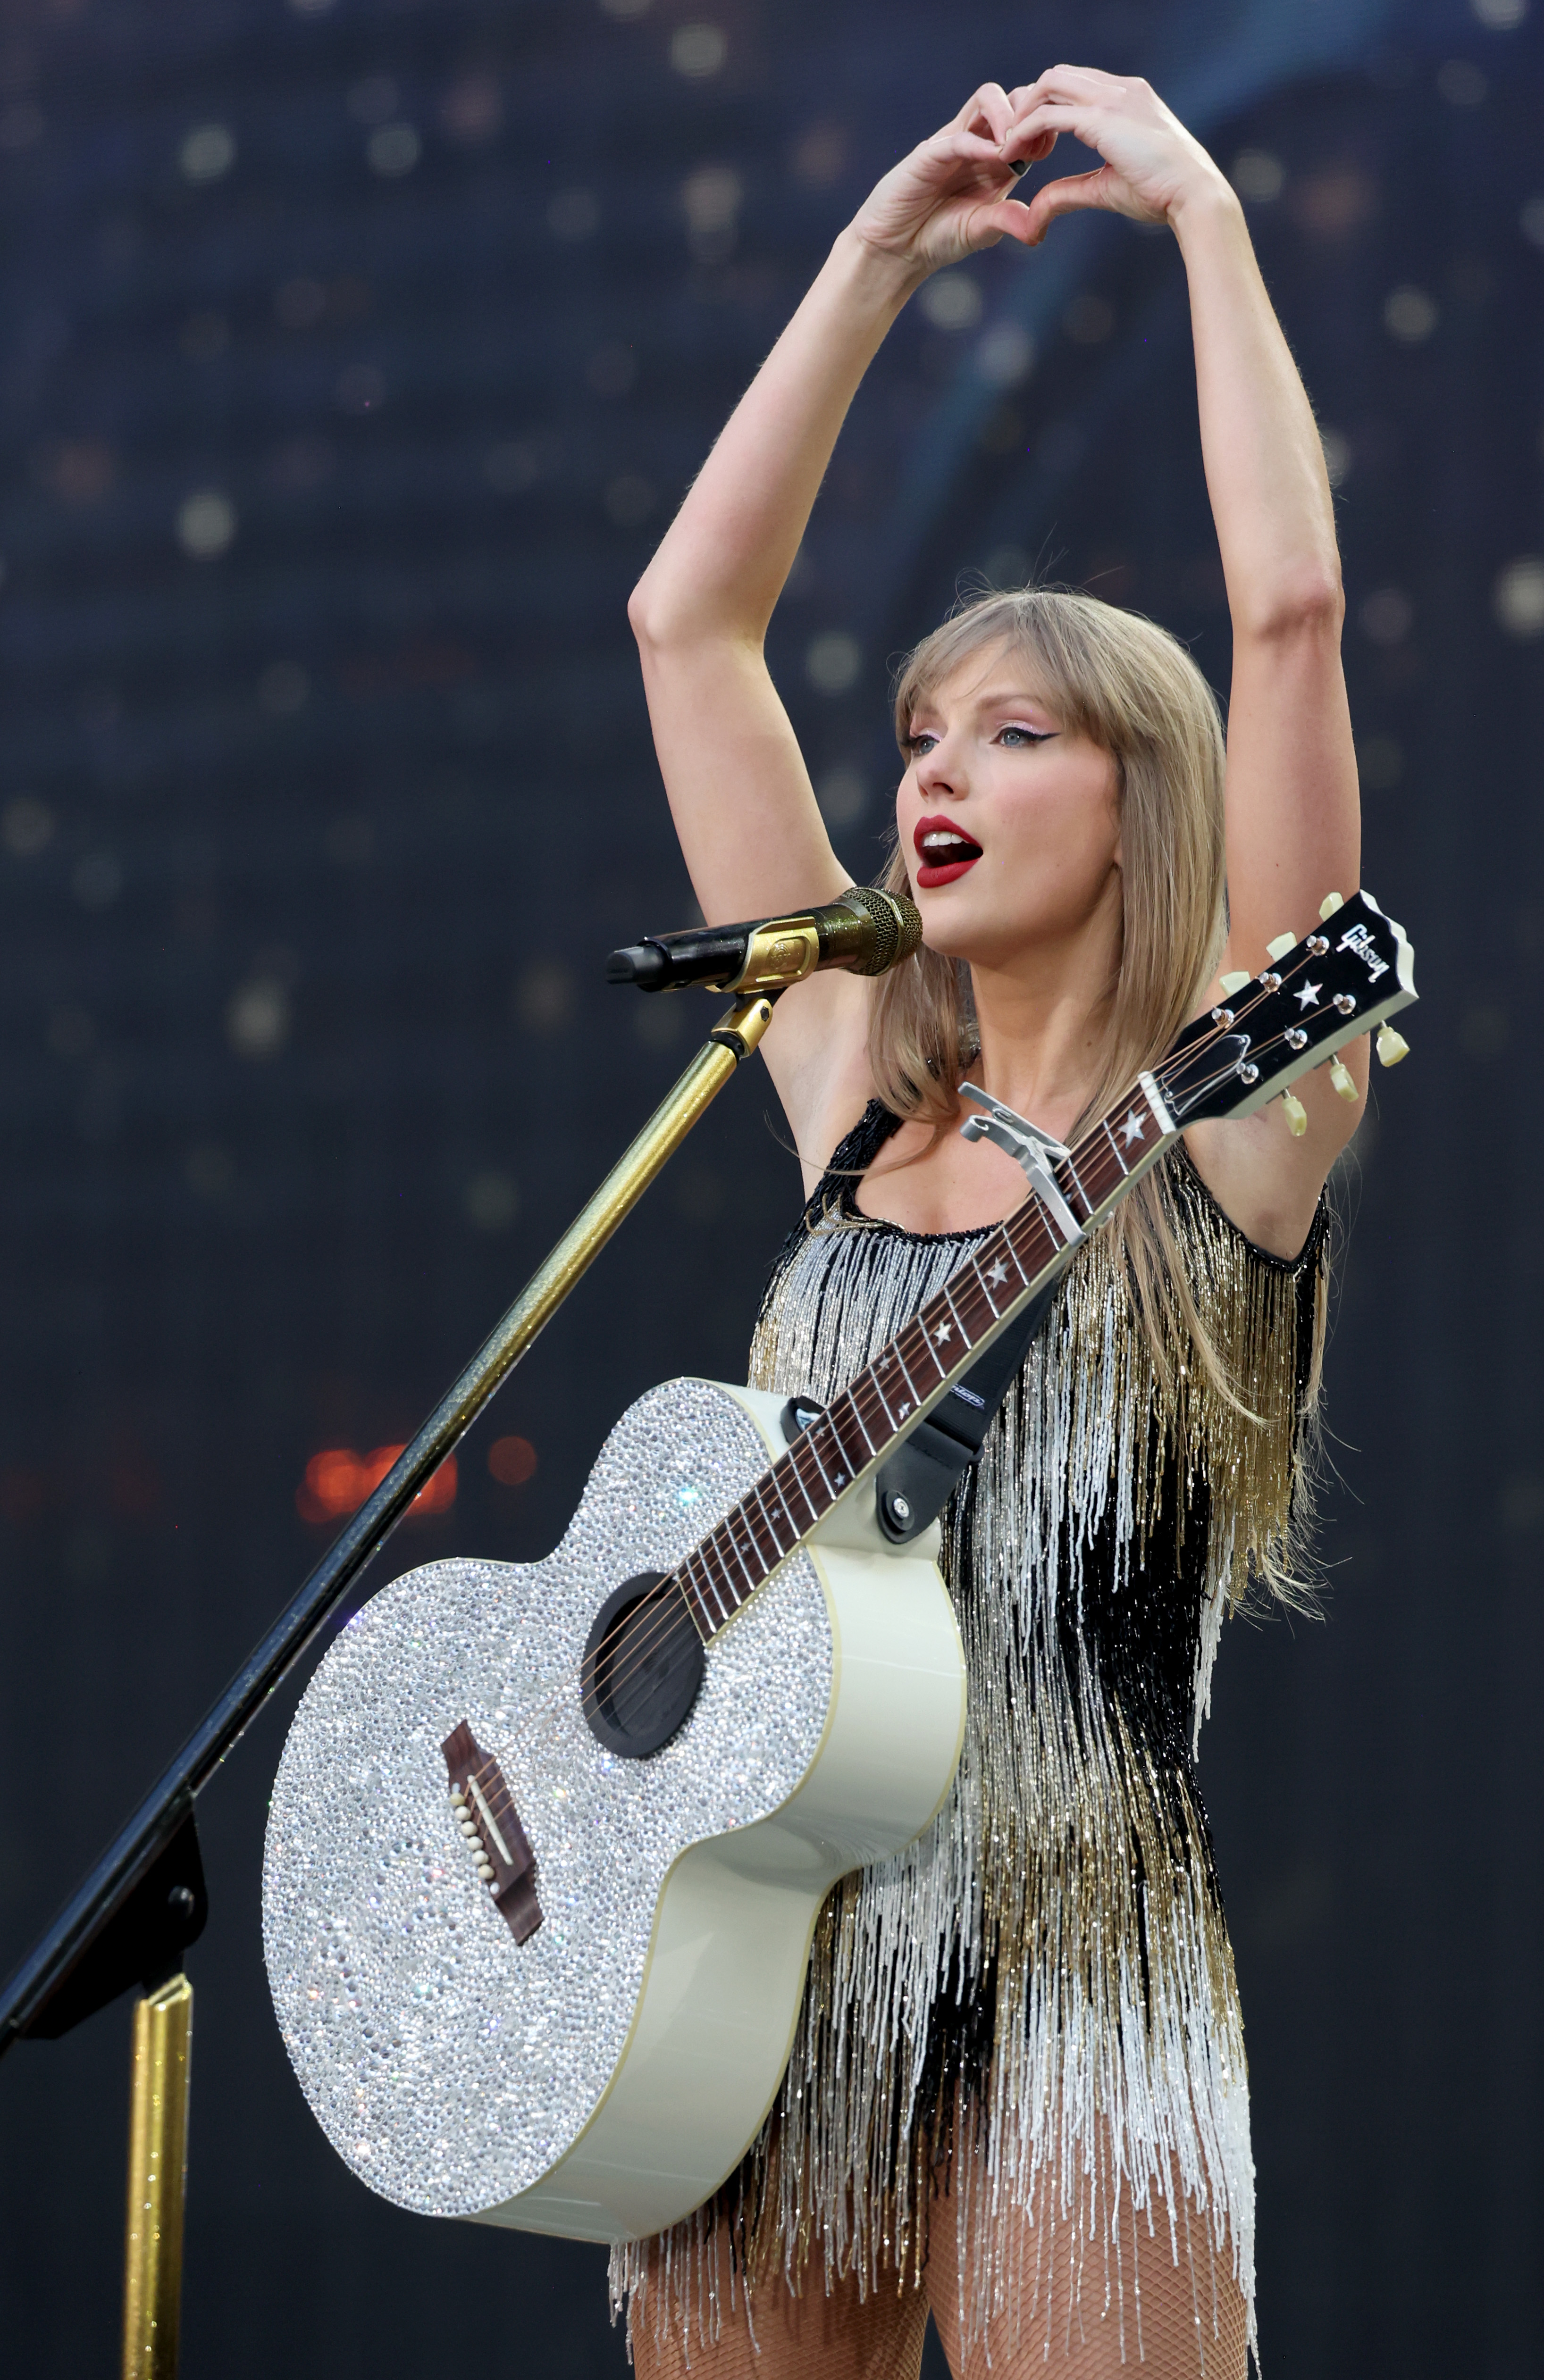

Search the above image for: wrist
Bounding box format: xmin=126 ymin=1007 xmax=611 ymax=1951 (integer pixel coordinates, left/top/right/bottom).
xmin=831 ymin=222 xmax=930 ymax=313
xmin=1167 ymin=171 xmax=1246 ymax=249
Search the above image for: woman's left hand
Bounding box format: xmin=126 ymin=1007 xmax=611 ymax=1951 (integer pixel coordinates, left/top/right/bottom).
xmin=1001 ymin=67 xmax=1233 ymax=244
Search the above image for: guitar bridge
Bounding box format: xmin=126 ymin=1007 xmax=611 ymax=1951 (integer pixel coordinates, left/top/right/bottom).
xmin=441 ymin=1720 xmax=543 ymax=1945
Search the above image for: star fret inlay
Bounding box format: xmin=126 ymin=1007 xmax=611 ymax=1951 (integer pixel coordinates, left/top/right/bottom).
xmin=1120 ymin=1108 xmax=1146 ymax=1147
xmin=986 ymin=1258 xmax=1010 ymax=1288
xmin=934 ymin=1322 xmax=954 ymax=1344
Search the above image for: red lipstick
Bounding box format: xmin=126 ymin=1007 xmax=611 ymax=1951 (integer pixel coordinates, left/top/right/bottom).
xmin=913 ymin=813 xmax=982 ymax=888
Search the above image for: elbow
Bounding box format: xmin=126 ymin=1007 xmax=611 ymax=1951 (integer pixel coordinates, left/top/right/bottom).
xmin=627 ymin=574 xmax=708 ymax=655
xmin=1234 ymin=563 xmax=1345 ymax=646
xmin=627 ymin=575 xmax=664 ymax=651
xmin=628 ymin=575 xmax=760 ymax=661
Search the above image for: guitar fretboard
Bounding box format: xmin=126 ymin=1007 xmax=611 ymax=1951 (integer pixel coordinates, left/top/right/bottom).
xmin=670 ymin=1074 xmax=1174 ymax=1643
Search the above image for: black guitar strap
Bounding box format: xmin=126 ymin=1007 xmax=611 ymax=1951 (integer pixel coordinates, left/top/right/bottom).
xmin=780 ymin=1272 xmax=1061 ymax=1549
xmin=869 ymin=1275 xmax=1059 ymax=1542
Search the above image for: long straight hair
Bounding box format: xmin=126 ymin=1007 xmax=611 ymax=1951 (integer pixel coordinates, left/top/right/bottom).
xmin=869 ymin=585 xmax=1234 ymax=1396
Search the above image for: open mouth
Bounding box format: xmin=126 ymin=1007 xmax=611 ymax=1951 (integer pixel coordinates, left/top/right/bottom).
xmin=914 ymin=815 xmax=983 ymax=888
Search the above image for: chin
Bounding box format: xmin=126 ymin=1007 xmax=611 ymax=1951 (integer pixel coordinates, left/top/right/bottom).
xmin=916 ymin=900 xmax=1012 ymax=967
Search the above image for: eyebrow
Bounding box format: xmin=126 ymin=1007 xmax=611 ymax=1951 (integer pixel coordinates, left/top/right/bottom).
xmin=910 ymin=688 xmax=1059 ymax=721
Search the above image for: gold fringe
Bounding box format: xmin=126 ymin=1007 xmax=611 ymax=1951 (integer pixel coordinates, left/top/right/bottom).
xmin=613 ymin=1150 xmax=1327 ymax=2367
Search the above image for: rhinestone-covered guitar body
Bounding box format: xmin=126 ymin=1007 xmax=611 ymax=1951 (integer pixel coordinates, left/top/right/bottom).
xmin=263 ymin=1376 xmax=966 ymax=2241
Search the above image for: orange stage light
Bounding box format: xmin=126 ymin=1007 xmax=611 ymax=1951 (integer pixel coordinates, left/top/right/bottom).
xmin=296 ymin=1445 xmax=457 ymax=1525
xmin=487 ymin=1434 xmax=537 ymax=1487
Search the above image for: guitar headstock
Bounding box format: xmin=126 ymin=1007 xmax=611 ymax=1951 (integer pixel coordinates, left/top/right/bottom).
xmin=1159 ymin=889 xmax=1416 ymax=1128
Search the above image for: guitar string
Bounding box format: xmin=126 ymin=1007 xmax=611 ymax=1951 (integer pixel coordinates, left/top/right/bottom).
xmin=478 ymin=969 xmax=1364 ymax=1779
xmin=463 ymin=937 xmax=1381 ymax=1779
xmin=476 ymin=988 xmax=1342 ymax=1781
xmin=531 ymin=964 xmax=1346 ymax=1732
xmin=492 ymin=986 xmax=1361 ymax=1795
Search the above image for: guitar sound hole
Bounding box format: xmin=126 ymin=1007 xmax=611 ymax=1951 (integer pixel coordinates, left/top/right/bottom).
xmin=581 ymin=1571 xmax=705 ymax=1760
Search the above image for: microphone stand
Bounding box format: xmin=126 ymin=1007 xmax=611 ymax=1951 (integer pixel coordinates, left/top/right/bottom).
xmin=0 ymin=986 xmax=779 ymax=2380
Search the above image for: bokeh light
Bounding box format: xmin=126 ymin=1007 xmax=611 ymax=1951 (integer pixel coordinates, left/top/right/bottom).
xmin=296 ymin=1446 xmax=457 ymax=1524
xmin=487 ymin=1435 xmax=538 ymax=1487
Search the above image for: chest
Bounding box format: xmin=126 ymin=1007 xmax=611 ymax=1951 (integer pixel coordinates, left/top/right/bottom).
xmin=848 ymin=1113 xmax=1041 ymax=1235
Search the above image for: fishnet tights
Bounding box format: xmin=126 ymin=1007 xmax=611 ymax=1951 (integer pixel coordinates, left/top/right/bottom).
xmin=630 ymin=2156 xmax=1248 ymax=2380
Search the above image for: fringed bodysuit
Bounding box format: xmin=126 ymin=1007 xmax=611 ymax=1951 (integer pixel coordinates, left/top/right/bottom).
xmin=614 ymin=1102 xmax=1328 ymax=2367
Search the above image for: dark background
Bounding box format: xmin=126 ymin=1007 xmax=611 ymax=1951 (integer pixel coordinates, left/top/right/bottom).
xmin=0 ymin=0 xmax=1539 ymax=2371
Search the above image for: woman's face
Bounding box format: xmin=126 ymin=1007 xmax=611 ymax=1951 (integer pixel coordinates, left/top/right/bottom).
xmin=895 ymin=644 xmax=1123 ymax=972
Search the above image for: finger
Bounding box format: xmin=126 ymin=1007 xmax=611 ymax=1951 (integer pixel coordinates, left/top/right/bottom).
xmin=1034 ymin=62 xmax=1132 ymax=101
xmin=957 ymin=80 xmax=1014 ymax=147
xmin=973 ymin=195 xmax=1043 ymax=250
xmin=1001 ymin=124 xmax=1058 ymax=177
xmin=1018 ymin=167 xmax=1122 ymax=244
xmin=921 ymin=122 xmax=1021 ymax=184
xmin=1001 ymin=97 xmax=1095 ymax=164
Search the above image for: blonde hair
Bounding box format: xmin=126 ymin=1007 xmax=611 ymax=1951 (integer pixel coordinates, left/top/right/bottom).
xmin=870 ymin=584 xmax=1234 ymax=1396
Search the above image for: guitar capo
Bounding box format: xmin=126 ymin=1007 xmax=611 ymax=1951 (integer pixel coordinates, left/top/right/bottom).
xmin=957 ymin=1085 xmax=1085 ymax=1248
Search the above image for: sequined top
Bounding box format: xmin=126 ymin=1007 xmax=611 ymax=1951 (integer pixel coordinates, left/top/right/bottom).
xmin=617 ymin=1100 xmax=1328 ymax=2364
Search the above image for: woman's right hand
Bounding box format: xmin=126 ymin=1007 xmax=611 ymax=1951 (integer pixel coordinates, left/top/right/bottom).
xmin=849 ymin=85 xmax=1052 ymax=279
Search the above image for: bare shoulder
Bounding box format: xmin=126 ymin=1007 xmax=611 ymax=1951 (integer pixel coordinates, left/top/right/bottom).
xmin=757 ymin=968 xmax=878 ymax=1195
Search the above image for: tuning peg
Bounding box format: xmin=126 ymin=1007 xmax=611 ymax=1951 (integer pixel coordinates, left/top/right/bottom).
xmin=1280 ymin=1090 xmax=1309 ymax=1136
xmin=1218 ymin=969 xmax=1250 ymax=997
xmin=1266 ymin=931 xmax=1296 ymax=960
xmin=1319 ymin=891 xmax=1345 ymax=919
xmin=1376 ymin=1024 xmax=1409 ymax=1067
xmin=1329 ymin=1056 xmax=1359 ymax=1102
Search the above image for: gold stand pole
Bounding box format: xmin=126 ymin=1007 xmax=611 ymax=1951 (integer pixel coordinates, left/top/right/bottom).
xmin=462 ymin=993 xmax=778 ymax=1390
xmin=121 ymin=1974 xmax=193 ymax=2380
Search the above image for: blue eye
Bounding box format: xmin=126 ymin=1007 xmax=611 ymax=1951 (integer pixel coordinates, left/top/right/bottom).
xmin=1000 ymin=724 xmax=1052 ymax=747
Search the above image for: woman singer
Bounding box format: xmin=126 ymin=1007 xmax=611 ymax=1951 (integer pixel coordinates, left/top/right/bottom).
xmin=616 ymin=67 xmax=1362 ymax=2380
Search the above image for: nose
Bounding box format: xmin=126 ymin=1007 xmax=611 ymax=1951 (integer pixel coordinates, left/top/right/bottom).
xmin=914 ymin=731 xmax=964 ymax=801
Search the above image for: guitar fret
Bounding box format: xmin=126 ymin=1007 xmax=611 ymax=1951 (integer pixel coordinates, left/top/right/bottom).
xmin=676 ymin=1565 xmax=713 ymax=1637
xmin=707 ymin=1528 xmax=747 ymax=1614
xmin=891 ymin=1341 xmax=925 ymax=1411
xmin=748 ymin=1480 xmax=787 ymax=1563
xmin=801 ymin=1425 xmax=840 ymax=1503
xmin=734 ymin=1489 xmax=771 ymax=1566
xmin=720 ymin=1512 xmax=761 ymax=1598
xmin=971 ymin=1244 xmax=1008 ymax=1316
xmin=1061 ymin=1150 xmax=1093 ymax=1218
xmin=856 ymin=1384 xmax=894 ymax=1458
xmin=908 ymin=1312 xmax=950 ymax=1386
xmin=688 ymin=1547 xmax=729 ymax=1629
xmin=996 ymin=1230 xmax=1030 ymax=1290
xmin=780 ymin=1446 xmax=822 ymax=1528
xmin=820 ymin=1404 xmax=861 ymax=1488
xmin=847 ymin=1391 xmax=879 ymax=1460
xmin=867 ymin=1361 xmax=900 ymax=1432
xmin=710 ymin=1537 xmax=746 ymax=1621
xmin=914 ymin=1303 xmax=952 ymax=1375
xmin=940 ymin=1281 xmax=975 ymax=1354
xmin=1102 ymin=1117 xmax=1131 ymax=1177
xmin=759 ymin=1468 xmax=799 ymax=1550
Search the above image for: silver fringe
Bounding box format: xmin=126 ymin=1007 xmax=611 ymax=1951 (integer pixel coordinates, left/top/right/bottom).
xmin=613 ymin=1156 xmax=1326 ymax=2368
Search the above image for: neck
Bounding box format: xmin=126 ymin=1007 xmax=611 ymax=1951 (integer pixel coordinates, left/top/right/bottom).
xmin=965 ymin=882 xmax=1123 ymax=1143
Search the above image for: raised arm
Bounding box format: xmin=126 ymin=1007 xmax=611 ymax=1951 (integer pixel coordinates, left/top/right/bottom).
xmin=1010 ymin=69 xmax=1363 ymax=1250
xmin=628 ymin=88 xmax=1050 ymax=1167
